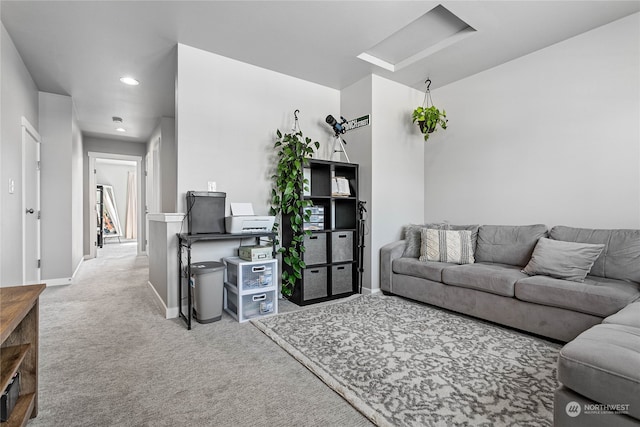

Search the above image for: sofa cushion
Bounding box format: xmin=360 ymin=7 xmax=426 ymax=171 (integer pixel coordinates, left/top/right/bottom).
xmin=402 ymin=223 xmax=479 ymax=258
xmin=402 ymin=223 xmax=447 ymax=258
xmin=603 ymin=301 xmax=640 ymax=328
xmin=558 ymin=323 xmax=640 ymax=420
xmin=475 ymin=224 xmax=547 ymax=267
xmin=522 ymin=237 xmax=604 ymax=282
xmin=392 ymin=257 xmax=455 ymax=283
xmin=550 ymin=226 xmax=640 ymax=283
xmin=419 ymin=229 xmax=475 ymax=264
xmin=515 ymin=275 xmax=640 ymax=317
xmin=441 ymin=262 xmax=528 ymax=297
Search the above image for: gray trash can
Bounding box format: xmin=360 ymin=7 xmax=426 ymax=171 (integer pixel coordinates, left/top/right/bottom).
xmin=191 ymin=261 xmax=226 ymax=323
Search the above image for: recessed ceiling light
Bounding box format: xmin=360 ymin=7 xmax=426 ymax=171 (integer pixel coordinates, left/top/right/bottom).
xmin=116 ymin=127 xmax=126 ymax=132
xmin=119 ymin=76 xmax=139 ymax=86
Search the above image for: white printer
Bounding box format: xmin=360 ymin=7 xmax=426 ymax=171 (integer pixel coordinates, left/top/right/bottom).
xmin=225 ymin=203 xmax=275 ymax=234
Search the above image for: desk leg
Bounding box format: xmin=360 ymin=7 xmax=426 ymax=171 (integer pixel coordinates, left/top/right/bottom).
xmin=186 ymin=243 xmax=192 ymax=330
xmin=178 ymin=238 xmax=192 ymax=330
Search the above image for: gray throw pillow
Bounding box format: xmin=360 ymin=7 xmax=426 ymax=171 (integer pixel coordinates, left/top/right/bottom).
xmin=402 ymin=223 xmax=447 ymax=258
xmin=522 ymin=238 xmax=605 ymax=282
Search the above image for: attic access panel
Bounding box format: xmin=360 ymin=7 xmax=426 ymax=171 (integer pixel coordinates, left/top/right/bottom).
xmin=358 ymin=4 xmax=476 ymax=72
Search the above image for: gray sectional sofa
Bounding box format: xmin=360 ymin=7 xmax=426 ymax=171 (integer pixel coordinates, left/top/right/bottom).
xmin=380 ymin=224 xmax=640 ymax=426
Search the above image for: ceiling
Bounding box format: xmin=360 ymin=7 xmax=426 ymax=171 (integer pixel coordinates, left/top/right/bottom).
xmin=2 ymin=1 xmax=639 ymax=143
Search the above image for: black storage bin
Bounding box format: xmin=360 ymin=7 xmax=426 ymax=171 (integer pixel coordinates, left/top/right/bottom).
xmin=1 ymin=372 xmax=19 ymax=422
xmin=186 ymin=191 xmax=226 ymax=234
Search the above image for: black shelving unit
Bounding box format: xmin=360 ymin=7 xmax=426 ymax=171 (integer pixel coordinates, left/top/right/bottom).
xmin=284 ymin=159 xmax=359 ymax=306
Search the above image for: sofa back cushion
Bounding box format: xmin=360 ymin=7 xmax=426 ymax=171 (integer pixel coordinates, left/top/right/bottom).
xmin=549 ymin=226 xmax=640 ymax=283
xmin=402 ymin=223 xmax=479 ymax=258
xmin=402 ymin=223 xmax=447 ymax=258
xmin=475 ymin=224 xmax=548 ymax=267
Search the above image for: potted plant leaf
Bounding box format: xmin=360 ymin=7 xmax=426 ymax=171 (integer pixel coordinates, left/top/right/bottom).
xmin=412 ymin=106 xmax=447 ymax=140
xmin=270 ymin=128 xmax=319 ymax=297
xmin=412 ymin=79 xmax=448 ymax=141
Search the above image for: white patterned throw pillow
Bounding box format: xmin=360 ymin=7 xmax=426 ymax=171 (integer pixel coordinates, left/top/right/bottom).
xmin=420 ymin=229 xmax=475 ymax=264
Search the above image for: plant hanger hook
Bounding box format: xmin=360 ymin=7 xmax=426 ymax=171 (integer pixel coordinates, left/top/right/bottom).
xmin=422 ymin=78 xmax=433 ymax=107
xmin=292 ymin=109 xmax=301 ymax=133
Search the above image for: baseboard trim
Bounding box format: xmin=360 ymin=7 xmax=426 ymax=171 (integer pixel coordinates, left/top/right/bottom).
xmin=72 ymin=257 xmax=83 ymax=279
xmin=147 ymin=281 xmax=178 ymax=319
xmin=45 ymin=277 xmax=73 ymax=286
xmin=361 ymin=287 xmax=381 ymax=295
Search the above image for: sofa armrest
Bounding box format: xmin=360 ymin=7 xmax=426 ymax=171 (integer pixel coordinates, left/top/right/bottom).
xmin=380 ymin=240 xmax=406 ymax=293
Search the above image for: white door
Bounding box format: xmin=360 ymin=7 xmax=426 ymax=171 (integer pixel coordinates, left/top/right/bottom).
xmin=22 ymin=118 xmax=41 ymax=284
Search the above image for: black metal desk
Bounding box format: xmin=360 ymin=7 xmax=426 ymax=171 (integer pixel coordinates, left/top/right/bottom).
xmin=177 ymin=232 xmax=276 ymax=330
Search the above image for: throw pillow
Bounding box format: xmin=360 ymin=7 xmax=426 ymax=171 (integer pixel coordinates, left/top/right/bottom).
xmin=419 ymin=229 xmax=475 ymax=264
xmin=522 ymin=237 xmax=605 ymax=282
xmin=402 ymin=223 xmax=447 ymax=258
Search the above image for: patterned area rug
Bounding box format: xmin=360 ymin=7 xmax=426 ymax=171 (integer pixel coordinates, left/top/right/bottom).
xmin=252 ymin=294 xmax=560 ymax=427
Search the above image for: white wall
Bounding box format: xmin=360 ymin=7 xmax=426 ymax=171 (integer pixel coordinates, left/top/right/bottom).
xmin=146 ymin=117 xmax=177 ymax=214
xmin=71 ymin=106 xmax=84 ymax=268
xmin=341 ymin=75 xmax=425 ymax=292
xmin=340 ymin=76 xmax=373 ymax=289
xmin=426 ymin=12 xmax=640 ymax=229
xmin=370 ymin=75 xmax=425 ymax=289
xmin=176 ymin=44 xmax=339 ymax=261
xmin=160 ymin=117 xmax=176 ymax=212
xmin=39 ymin=92 xmax=77 ymax=282
xmin=1 ymin=23 xmax=39 ymax=286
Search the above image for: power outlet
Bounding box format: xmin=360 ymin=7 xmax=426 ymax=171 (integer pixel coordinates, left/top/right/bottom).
xmin=8 ymin=179 xmax=14 ymax=194
xmin=207 ymin=181 xmax=217 ymax=192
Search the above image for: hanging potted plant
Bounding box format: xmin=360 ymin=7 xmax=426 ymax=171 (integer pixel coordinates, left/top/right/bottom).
xmin=270 ymin=122 xmax=319 ymax=298
xmin=412 ymin=79 xmax=448 ymax=141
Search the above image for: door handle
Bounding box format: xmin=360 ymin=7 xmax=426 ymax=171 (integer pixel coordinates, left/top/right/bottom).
xmin=26 ymin=208 xmax=34 ymax=214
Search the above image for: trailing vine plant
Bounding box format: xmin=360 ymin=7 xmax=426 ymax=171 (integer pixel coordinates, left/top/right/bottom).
xmin=270 ymin=129 xmax=320 ymax=297
xmin=412 ymin=78 xmax=448 ymax=141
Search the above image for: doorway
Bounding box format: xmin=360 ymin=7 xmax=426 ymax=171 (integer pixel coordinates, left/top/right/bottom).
xmin=88 ymin=152 xmax=144 ymax=258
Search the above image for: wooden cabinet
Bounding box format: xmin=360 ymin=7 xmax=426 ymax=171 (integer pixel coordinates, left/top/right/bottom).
xmin=1 ymin=284 xmax=45 ymax=427
xmin=284 ymin=159 xmax=359 ymax=305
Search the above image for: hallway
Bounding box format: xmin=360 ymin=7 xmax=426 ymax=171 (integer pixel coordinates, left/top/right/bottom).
xmin=30 ymin=242 xmax=369 ymax=426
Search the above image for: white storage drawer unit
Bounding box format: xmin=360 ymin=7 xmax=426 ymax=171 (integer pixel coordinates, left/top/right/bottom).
xmin=224 ymin=285 xmax=277 ymax=322
xmin=225 ymin=257 xmax=276 ymax=291
xmin=223 ymin=257 xmax=278 ymax=322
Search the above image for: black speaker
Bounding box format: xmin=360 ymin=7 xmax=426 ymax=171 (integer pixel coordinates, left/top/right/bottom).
xmin=186 ymin=191 xmax=226 ymax=234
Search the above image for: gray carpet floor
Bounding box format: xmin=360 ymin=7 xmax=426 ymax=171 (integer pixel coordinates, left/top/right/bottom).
xmin=29 ymin=242 xmax=372 ymax=427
